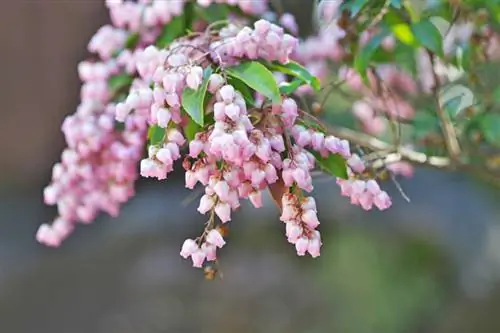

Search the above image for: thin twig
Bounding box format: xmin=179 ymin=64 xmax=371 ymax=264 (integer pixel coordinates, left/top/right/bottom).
xmin=428 ymin=50 xmax=462 ymax=161
xmin=326 ymin=124 xmax=451 ymax=169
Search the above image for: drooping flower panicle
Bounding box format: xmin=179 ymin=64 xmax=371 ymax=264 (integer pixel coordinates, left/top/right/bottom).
xmin=38 ymin=0 xmax=394 ymax=272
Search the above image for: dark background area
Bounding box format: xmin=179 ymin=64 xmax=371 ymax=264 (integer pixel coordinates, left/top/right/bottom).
xmin=2 ymin=1 xmax=500 ymax=332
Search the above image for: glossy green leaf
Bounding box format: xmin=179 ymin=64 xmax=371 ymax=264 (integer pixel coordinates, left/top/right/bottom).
xmin=125 ymin=33 xmax=140 ymax=49
xmin=394 ymin=43 xmax=417 ymax=76
xmin=390 ymin=0 xmax=402 ymax=8
xmin=196 ymin=3 xmax=230 ymax=22
xmin=457 ymin=44 xmax=473 ymax=71
xmin=156 ymin=14 xmax=186 ymax=48
xmin=442 ymin=94 xmax=464 ymax=118
xmin=108 ymin=74 xmax=133 ymax=94
xmin=384 ymin=11 xmax=418 ymax=47
xmin=279 ymin=79 xmax=304 ymax=95
xmin=227 ymin=76 xmax=256 ymax=107
xmin=114 ymin=122 xmax=126 ymax=132
xmin=413 ymin=112 xmax=440 ymax=140
xmin=493 ymin=86 xmax=500 ymax=104
xmin=148 ymin=125 xmax=166 ymax=145
xmin=226 ymin=61 xmax=281 ymax=104
xmin=266 ymin=61 xmax=321 ymax=91
xmin=354 ymin=30 xmax=389 ymax=81
xmin=184 ymin=118 xmax=202 ymax=141
xmin=310 ymin=151 xmax=348 ymax=180
xmin=341 ymin=0 xmax=369 ymax=17
xmin=181 ymin=67 xmax=212 ymax=127
xmin=411 ymin=19 xmax=444 ymax=56
xmin=480 ymin=113 xmax=500 ymax=146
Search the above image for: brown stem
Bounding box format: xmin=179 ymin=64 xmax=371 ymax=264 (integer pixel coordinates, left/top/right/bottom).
xmin=428 ymin=51 xmax=462 ymax=161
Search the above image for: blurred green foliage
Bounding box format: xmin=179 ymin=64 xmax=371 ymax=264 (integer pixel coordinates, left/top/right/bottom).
xmin=315 ymin=227 xmax=453 ymax=333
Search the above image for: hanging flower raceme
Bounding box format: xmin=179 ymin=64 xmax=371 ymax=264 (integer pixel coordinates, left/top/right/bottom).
xmin=38 ymin=0 xmax=394 ymax=276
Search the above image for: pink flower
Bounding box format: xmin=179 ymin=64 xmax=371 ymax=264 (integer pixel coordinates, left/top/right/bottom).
xmin=198 ymin=194 xmax=216 ymax=214
xmin=206 ymin=229 xmax=226 ymax=248
xmin=249 ymin=191 xmax=263 ymax=208
xmin=214 ymin=180 xmax=231 ymax=202
xmin=270 ymin=135 xmax=285 ymax=152
xmin=191 ymin=250 xmax=206 ymax=268
xmin=219 ymin=85 xmax=235 ymax=103
xmin=186 ymin=66 xmax=203 ymax=90
xmin=167 ymin=128 xmax=185 ymax=146
xmin=215 ymin=202 xmax=231 ymax=223
xmin=301 ymin=197 xmax=317 ymax=212
xmin=202 ymin=243 xmax=217 ymax=261
xmin=307 ymin=232 xmax=322 ymax=258
xmin=295 ymin=237 xmax=309 ymax=256
xmin=189 ymin=139 xmax=204 ymax=158
xmin=180 ymin=238 xmax=199 ymax=259
xmin=281 ymin=98 xmax=298 ymax=127
xmin=374 ymin=191 xmax=392 ymax=210
xmin=224 ymin=103 xmax=241 ymax=121
xmin=302 ymin=209 xmax=320 ymax=229
xmin=185 ymin=171 xmax=198 ymax=189
xmin=208 ymin=73 xmax=224 ymax=93
xmin=156 ymin=108 xmax=171 ymax=128
xmin=286 ymin=223 xmax=303 ymax=243
xmin=279 ymin=13 xmax=298 ymax=35
xmin=347 ymin=154 xmax=365 ymax=173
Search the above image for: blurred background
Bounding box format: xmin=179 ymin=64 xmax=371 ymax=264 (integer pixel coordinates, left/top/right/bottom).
xmin=2 ymin=1 xmax=500 ymax=332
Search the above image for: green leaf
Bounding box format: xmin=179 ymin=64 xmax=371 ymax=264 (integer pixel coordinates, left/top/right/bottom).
xmin=457 ymin=44 xmax=473 ymax=71
xmin=341 ymin=0 xmax=369 ymax=17
xmin=183 ymin=1 xmax=195 ymax=28
xmin=403 ymin=0 xmax=420 ymax=21
xmin=310 ymin=151 xmax=348 ymax=180
xmin=125 ymin=33 xmax=140 ymax=49
xmin=394 ymin=43 xmax=417 ymax=76
xmin=114 ymin=122 xmax=125 ymax=132
xmin=297 ymin=118 xmax=325 ymax=133
xmin=156 ymin=14 xmax=186 ymax=48
xmin=493 ymin=86 xmax=500 ymax=104
xmin=226 ymin=61 xmax=281 ymax=104
xmin=411 ymin=19 xmax=444 ymax=56
xmin=371 ymin=47 xmax=395 ymax=63
xmin=181 ymin=67 xmax=212 ymax=126
xmin=108 ymin=74 xmax=133 ymax=94
xmin=480 ymin=113 xmax=500 ymax=146
xmin=227 ymin=76 xmax=256 ymax=107
xmin=413 ymin=111 xmax=439 ymax=140
xmin=196 ymin=3 xmax=230 ymax=23
xmin=266 ymin=61 xmax=321 ymax=91
xmin=442 ymin=94 xmax=464 ymax=118
xmin=390 ymin=0 xmax=402 ymax=8
xmin=184 ymin=118 xmax=202 ymax=141
xmin=354 ymin=30 xmax=389 ymax=81
xmin=279 ymin=79 xmax=304 ymax=95
xmin=148 ymin=125 xmax=166 ymax=146
xmin=384 ymin=10 xmax=418 ymax=47
xmin=486 ymin=2 xmax=500 ymax=23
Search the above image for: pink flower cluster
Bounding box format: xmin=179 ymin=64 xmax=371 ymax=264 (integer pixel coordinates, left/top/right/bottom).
xmin=213 ymin=19 xmax=298 ymax=64
xmin=38 ymin=1 xmax=397 ymax=270
xmin=181 ymin=229 xmax=226 ymax=268
xmin=88 ymin=25 xmax=128 ymax=60
xmin=336 ymin=155 xmax=392 ymax=211
xmin=280 ymin=193 xmax=322 ymax=257
xmin=197 ymin=0 xmax=268 ymax=15
xmin=111 ymin=17 xmax=374 ymax=266
xmin=106 ymin=0 xmax=269 ymax=33
xmin=106 ymin=0 xmax=185 ymax=32
xmin=339 ymin=66 xmax=417 ymax=121
xmin=37 ymin=25 xmax=148 ymax=246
